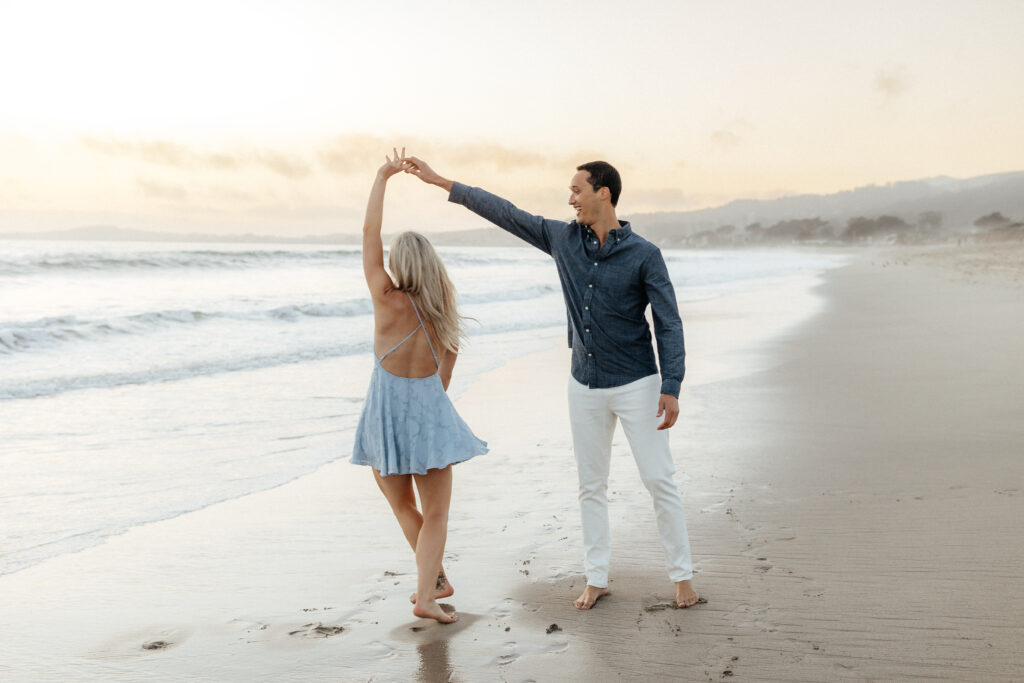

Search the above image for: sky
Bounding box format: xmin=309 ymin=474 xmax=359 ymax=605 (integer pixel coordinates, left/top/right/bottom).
xmin=1 ymin=0 xmax=1022 ymax=236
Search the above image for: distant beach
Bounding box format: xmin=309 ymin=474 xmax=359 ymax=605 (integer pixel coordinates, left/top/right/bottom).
xmin=1 ymin=242 xmax=1022 ymax=680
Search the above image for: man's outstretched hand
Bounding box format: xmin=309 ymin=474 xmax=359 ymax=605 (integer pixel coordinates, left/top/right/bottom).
xmin=656 ymin=394 xmax=679 ymax=430
xmin=403 ymin=156 xmax=452 ymax=192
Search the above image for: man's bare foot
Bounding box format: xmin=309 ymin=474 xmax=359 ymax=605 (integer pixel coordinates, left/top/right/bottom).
xmin=412 ymin=600 xmax=457 ymax=624
xmin=409 ymin=571 xmax=454 ymax=604
xmin=675 ymin=579 xmax=699 ymax=608
xmin=573 ymin=585 xmax=610 ymax=610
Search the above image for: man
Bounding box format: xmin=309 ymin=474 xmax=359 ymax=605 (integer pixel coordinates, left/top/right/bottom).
xmin=405 ymin=156 xmax=699 ymax=610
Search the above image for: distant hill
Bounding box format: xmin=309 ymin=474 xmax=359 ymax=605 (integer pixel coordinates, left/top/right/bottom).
xmin=627 ymin=170 xmax=1024 ymax=245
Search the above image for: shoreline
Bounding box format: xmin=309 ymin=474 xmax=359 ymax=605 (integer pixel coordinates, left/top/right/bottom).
xmin=4 ymin=246 xmax=1021 ymax=680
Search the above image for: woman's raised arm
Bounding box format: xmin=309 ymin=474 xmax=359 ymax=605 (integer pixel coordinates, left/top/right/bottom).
xmin=362 ymin=147 xmax=408 ymax=298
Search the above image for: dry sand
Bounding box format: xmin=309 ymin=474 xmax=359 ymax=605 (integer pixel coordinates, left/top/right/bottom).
xmin=1 ymin=245 xmax=1022 ymax=681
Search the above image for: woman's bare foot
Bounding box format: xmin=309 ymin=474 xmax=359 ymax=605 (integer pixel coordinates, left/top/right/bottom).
xmin=573 ymin=585 xmax=610 ymax=610
xmin=675 ymin=579 xmax=700 ymax=608
xmin=409 ymin=571 xmax=454 ymax=604
xmin=412 ymin=599 xmax=457 ymax=624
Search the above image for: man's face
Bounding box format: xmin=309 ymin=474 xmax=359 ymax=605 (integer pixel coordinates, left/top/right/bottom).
xmin=568 ymin=170 xmax=601 ymax=225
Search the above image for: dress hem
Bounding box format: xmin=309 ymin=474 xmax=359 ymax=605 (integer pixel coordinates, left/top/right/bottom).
xmin=350 ymin=447 xmax=489 ymax=477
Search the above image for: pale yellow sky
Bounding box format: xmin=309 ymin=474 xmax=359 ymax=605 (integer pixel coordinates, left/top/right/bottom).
xmin=1 ymin=0 xmax=1022 ymax=235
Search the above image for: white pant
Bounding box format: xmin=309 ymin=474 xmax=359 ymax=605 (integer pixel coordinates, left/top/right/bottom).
xmin=568 ymin=374 xmax=693 ymax=586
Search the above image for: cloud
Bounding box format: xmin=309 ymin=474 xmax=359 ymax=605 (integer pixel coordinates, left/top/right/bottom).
xmin=445 ymin=143 xmax=547 ymax=170
xmin=710 ymin=129 xmax=741 ymax=150
xmin=317 ymin=134 xmax=389 ymax=175
xmin=84 ymin=133 xmax=598 ymax=185
xmin=136 ymin=178 xmax=187 ymax=201
xmin=556 ymin=150 xmax=613 ymax=168
xmin=202 ymin=185 xmax=265 ymax=204
xmin=874 ymin=66 xmax=910 ymax=101
xmin=318 ymin=135 xmax=555 ymax=176
xmin=205 ymin=153 xmax=243 ymax=171
xmin=709 ymin=118 xmax=754 ymax=151
xmin=81 ymin=136 xmax=310 ymax=179
xmin=255 ymin=151 xmax=311 ymax=179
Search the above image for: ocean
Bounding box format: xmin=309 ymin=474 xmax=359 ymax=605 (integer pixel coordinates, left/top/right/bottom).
xmin=0 ymin=240 xmax=840 ymax=577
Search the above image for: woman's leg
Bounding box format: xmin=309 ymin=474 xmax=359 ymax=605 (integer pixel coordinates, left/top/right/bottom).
xmin=372 ymin=469 xmax=454 ymax=602
xmin=411 ymin=465 xmax=456 ymax=623
xmin=373 ymin=469 xmax=420 ymax=546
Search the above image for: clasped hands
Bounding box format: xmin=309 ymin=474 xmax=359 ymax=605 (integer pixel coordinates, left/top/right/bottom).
xmin=378 ymin=148 xmax=445 ymax=187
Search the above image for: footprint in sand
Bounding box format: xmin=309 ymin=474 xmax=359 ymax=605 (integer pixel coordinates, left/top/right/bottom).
xmin=89 ymin=626 xmax=192 ymax=658
xmin=494 ymin=652 xmax=519 ymax=666
xmin=643 ymin=597 xmax=708 ymax=612
xmin=134 ymin=627 xmax=193 ymax=654
xmin=288 ymin=622 xmax=346 ymax=638
xmin=488 ymin=598 xmax=516 ymax=618
xmin=360 ymin=591 xmax=386 ymax=605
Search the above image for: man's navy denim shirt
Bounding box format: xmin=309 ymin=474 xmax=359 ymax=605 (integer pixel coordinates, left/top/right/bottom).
xmin=449 ymin=182 xmax=686 ymax=397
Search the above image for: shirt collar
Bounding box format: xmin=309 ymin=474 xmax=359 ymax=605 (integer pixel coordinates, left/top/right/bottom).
xmin=577 ymin=220 xmax=633 ymax=243
xmin=610 ymin=221 xmax=632 ymax=242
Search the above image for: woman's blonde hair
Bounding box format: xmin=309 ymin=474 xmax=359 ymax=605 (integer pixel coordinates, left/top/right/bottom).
xmin=387 ymin=231 xmax=466 ymax=352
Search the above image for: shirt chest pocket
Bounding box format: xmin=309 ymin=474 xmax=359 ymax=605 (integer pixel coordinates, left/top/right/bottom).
xmin=597 ymin=263 xmax=646 ymax=318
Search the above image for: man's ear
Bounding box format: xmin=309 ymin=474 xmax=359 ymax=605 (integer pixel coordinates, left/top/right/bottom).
xmin=598 ymin=186 xmax=610 ymax=202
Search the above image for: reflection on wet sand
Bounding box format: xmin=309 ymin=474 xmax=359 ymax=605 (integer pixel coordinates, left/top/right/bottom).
xmin=416 ymin=637 xmax=452 ymax=683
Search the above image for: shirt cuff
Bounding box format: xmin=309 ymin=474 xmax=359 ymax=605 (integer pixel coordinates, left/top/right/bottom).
xmin=448 ymin=181 xmax=469 ymax=204
xmin=660 ymin=378 xmax=681 ymax=398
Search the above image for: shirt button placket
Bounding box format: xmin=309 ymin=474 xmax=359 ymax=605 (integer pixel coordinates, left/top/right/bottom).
xmin=584 ymin=258 xmax=598 ymax=383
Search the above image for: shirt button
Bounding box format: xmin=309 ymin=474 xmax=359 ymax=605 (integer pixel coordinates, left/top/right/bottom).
xmin=587 ymin=352 xmax=593 ymax=357
xmin=585 ymin=328 xmax=590 ymax=333
xmin=584 ymin=306 xmax=589 ymax=310
xmin=588 ymin=284 xmax=593 ymax=288
xmin=593 ymin=262 xmax=598 ymax=266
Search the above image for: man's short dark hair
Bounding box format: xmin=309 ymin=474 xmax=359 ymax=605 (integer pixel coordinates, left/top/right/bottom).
xmin=576 ymin=161 xmax=621 ymax=207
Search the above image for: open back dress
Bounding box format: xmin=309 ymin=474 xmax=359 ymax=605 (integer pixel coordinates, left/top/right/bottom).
xmin=350 ymin=292 xmax=488 ymax=476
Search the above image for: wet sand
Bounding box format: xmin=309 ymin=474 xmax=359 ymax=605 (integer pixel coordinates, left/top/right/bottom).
xmin=1 ymin=245 xmax=1022 ymax=681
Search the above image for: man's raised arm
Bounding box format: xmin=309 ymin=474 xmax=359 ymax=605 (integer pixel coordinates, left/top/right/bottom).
xmin=404 ymin=155 xmax=562 ymax=255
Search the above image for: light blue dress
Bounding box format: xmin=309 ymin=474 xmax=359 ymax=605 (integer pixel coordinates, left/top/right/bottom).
xmin=351 ymin=293 xmax=488 ymax=476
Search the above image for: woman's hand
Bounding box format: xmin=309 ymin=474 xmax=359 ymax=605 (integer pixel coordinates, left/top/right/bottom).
xmin=377 ymin=147 xmax=408 ymax=180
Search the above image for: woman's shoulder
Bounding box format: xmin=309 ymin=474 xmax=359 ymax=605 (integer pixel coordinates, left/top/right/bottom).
xmin=374 ymin=286 xmax=410 ymax=306
xmin=370 ymin=287 xmax=409 ymax=319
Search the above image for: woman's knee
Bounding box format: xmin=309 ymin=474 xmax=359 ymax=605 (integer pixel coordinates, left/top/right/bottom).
xmin=420 ymin=506 xmax=449 ymax=527
xmin=390 ymin=497 xmax=420 ymax=517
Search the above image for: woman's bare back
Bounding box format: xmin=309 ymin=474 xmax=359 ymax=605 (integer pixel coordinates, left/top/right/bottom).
xmin=374 ymin=290 xmax=444 ymax=379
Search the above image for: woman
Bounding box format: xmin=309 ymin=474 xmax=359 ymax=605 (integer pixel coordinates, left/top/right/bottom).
xmin=350 ymin=148 xmax=488 ymax=624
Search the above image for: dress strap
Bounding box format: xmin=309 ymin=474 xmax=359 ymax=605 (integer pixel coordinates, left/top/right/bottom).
xmin=377 ymin=322 xmax=422 ymax=362
xmin=406 ymin=292 xmax=439 ymax=369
